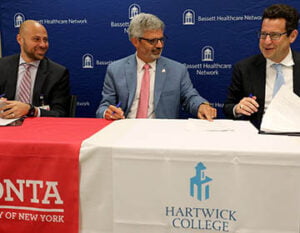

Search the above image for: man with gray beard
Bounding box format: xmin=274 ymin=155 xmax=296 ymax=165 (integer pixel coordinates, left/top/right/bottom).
xmin=96 ymin=13 xmax=216 ymax=120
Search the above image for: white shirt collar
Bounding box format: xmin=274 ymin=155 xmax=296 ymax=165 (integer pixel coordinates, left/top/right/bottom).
xmin=19 ymin=56 xmax=40 ymax=68
xmin=135 ymin=53 xmax=156 ymax=72
xmin=266 ymin=48 xmax=294 ymax=68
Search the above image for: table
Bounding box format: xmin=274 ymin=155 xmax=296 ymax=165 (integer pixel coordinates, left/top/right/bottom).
xmin=80 ymin=119 xmax=300 ymax=233
xmin=0 ymin=118 xmax=299 ymax=233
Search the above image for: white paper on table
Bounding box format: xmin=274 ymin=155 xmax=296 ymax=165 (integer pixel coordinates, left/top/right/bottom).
xmin=261 ymin=85 xmax=300 ymax=133
xmin=187 ymin=118 xmax=258 ymax=134
xmin=0 ymin=118 xmax=20 ymax=126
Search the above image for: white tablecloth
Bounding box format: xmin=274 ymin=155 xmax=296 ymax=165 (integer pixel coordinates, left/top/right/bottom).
xmin=80 ymin=119 xmax=300 ymax=233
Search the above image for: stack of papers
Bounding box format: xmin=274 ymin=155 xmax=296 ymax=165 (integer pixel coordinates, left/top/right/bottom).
xmin=260 ymin=85 xmax=300 ymax=135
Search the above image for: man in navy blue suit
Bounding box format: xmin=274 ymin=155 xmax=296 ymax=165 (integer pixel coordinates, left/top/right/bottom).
xmin=96 ymin=13 xmax=216 ymax=120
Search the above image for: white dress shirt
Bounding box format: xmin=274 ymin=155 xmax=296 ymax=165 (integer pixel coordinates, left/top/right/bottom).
xmin=233 ymin=48 xmax=294 ymax=117
xmin=127 ymin=54 xmax=156 ymax=118
xmin=16 ymin=56 xmax=41 ymax=116
xmin=16 ymin=57 xmax=40 ymax=103
xmin=264 ymin=48 xmax=294 ymax=112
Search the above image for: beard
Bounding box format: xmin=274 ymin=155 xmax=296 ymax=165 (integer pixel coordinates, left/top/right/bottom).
xmin=22 ymin=41 xmax=48 ymax=61
xmin=150 ymin=48 xmax=162 ymax=60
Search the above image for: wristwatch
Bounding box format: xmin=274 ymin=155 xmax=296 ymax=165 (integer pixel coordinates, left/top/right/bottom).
xmin=27 ymin=104 xmax=36 ymax=117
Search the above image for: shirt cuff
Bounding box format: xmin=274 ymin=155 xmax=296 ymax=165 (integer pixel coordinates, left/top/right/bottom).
xmin=233 ymin=104 xmax=242 ymax=118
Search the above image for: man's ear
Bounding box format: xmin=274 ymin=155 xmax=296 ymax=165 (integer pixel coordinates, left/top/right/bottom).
xmin=289 ymin=29 xmax=298 ymax=43
xmin=131 ymin=37 xmax=139 ymax=48
xmin=16 ymin=34 xmax=22 ymax=45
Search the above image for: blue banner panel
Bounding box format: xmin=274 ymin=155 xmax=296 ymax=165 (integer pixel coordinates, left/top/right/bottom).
xmin=1 ymin=0 xmax=299 ymax=117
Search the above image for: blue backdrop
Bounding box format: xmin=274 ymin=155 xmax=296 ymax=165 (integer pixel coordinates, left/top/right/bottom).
xmin=1 ymin=0 xmax=299 ymax=118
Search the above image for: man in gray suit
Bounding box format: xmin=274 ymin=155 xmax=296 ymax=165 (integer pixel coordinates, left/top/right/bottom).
xmin=96 ymin=13 xmax=216 ymax=120
xmin=0 ymin=20 xmax=70 ymax=119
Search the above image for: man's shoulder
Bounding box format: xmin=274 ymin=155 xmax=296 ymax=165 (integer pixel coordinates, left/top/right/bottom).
xmin=235 ymin=53 xmax=265 ymax=67
xmin=292 ymin=50 xmax=300 ymax=62
xmin=0 ymin=54 xmax=19 ymax=65
xmin=108 ymin=54 xmax=135 ymax=67
xmin=41 ymin=57 xmax=67 ymax=71
xmin=157 ymin=56 xmax=186 ymax=68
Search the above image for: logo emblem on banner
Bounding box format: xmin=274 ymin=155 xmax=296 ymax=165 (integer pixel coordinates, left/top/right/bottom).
xmin=129 ymin=4 xmax=141 ymax=19
xmin=183 ymin=9 xmax=195 ymax=25
xmin=190 ymin=162 xmax=212 ymax=201
xmin=14 ymin=13 xmax=25 ymax=28
xmin=202 ymin=46 xmax=214 ymax=61
xmin=82 ymin=54 xmax=94 ymax=69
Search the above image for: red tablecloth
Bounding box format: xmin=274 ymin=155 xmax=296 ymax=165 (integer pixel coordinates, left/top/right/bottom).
xmin=0 ymin=117 xmax=111 ymax=233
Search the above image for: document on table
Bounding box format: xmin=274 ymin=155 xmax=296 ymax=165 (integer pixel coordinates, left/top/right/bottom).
xmin=187 ymin=119 xmax=258 ymax=134
xmin=260 ymin=85 xmax=300 ymax=134
xmin=0 ymin=118 xmax=21 ymax=126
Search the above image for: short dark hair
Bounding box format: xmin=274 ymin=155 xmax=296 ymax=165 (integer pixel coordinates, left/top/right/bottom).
xmin=262 ymin=4 xmax=299 ymax=36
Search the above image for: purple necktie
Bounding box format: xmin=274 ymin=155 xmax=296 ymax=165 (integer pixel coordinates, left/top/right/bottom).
xmin=18 ymin=63 xmax=32 ymax=103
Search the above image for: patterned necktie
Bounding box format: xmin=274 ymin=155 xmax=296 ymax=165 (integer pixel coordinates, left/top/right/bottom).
xmin=18 ymin=63 xmax=32 ymax=103
xmin=136 ymin=64 xmax=151 ymax=118
xmin=272 ymin=63 xmax=285 ymax=98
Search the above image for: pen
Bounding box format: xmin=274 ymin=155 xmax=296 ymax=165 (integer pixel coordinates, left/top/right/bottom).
xmin=112 ymin=102 xmax=122 ymax=115
xmin=0 ymin=94 xmax=6 ymax=98
xmin=116 ymin=102 xmax=121 ymax=108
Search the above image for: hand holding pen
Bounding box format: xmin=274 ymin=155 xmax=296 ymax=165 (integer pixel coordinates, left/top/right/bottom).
xmin=105 ymin=102 xmax=125 ymax=120
xmin=235 ymin=93 xmax=259 ymax=116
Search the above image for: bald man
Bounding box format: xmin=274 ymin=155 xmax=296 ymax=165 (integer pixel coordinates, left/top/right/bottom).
xmin=0 ymin=20 xmax=70 ymax=118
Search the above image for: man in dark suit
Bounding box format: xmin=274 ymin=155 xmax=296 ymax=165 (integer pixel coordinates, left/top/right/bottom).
xmin=0 ymin=20 xmax=70 ymax=118
xmin=223 ymin=4 xmax=300 ymax=129
xmin=96 ymin=13 xmax=216 ymax=120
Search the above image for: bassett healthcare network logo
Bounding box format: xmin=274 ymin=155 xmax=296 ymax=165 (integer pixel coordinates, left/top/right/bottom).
xmin=82 ymin=53 xmax=94 ymax=69
xmin=202 ymin=45 xmax=214 ymax=62
xmin=14 ymin=13 xmax=25 ymax=28
xmin=129 ymin=3 xmax=141 ymax=19
xmin=190 ymin=162 xmax=212 ymax=201
xmin=183 ymin=9 xmax=195 ymax=25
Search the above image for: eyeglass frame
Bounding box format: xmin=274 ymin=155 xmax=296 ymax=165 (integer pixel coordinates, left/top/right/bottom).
xmin=138 ymin=36 xmax=167 ymax=45
xmin=257 ymin=31 xmax=288 ymax=40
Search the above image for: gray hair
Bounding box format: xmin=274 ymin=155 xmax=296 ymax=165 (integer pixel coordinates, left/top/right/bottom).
xmin=128 ymin=13 xmax=165 ymax=39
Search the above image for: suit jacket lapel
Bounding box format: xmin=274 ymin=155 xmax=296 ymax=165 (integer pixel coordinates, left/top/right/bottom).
xmin=292 ymin=51 xmax=300 ymax=96
xmin=32 ymin=58 xmax=48 ymax=105
xmin=251 ymin=55 xmax=266 ymax=122
xmin=5 ymin=55 xmax=20 ymax=100
xmin=125 ymin=55 xmax=137 ymax=114
xmin=154 ymin=58 xmax=167 ymax=109
xmin=253 ymin=55 xmax=266 ymax=107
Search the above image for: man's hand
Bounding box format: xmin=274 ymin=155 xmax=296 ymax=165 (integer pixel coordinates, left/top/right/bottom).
xmin=0 ymin=100 xmax=30 ymax=119
xmin=104 ymin=105 xmax=125 ymax=120
xmin=197 ymin=103 xmax=217 ymax=121
xmin=235 ymin=96 xmax=259 ymax=116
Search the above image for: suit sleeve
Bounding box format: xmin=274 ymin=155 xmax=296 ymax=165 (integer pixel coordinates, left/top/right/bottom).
xmin=96 ymin=65 xmax=117 ymax=118
xmin=40 ymin=68 xmax=70 ymax=117
xmin=223 ymin=63 xmax=245 ymax=119
xmin=180 ymin=66 xmax=207 ymax=117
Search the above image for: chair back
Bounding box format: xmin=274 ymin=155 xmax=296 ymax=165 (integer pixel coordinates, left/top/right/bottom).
xmin=68 ymin=95 xmax=77 ymax=117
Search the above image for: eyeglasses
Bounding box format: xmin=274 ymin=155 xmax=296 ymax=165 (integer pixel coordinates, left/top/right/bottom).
xmin=257 ymin=31 xmax=287 ymax=40
xmin=138 ymin=36 xmax=166 ymax=45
